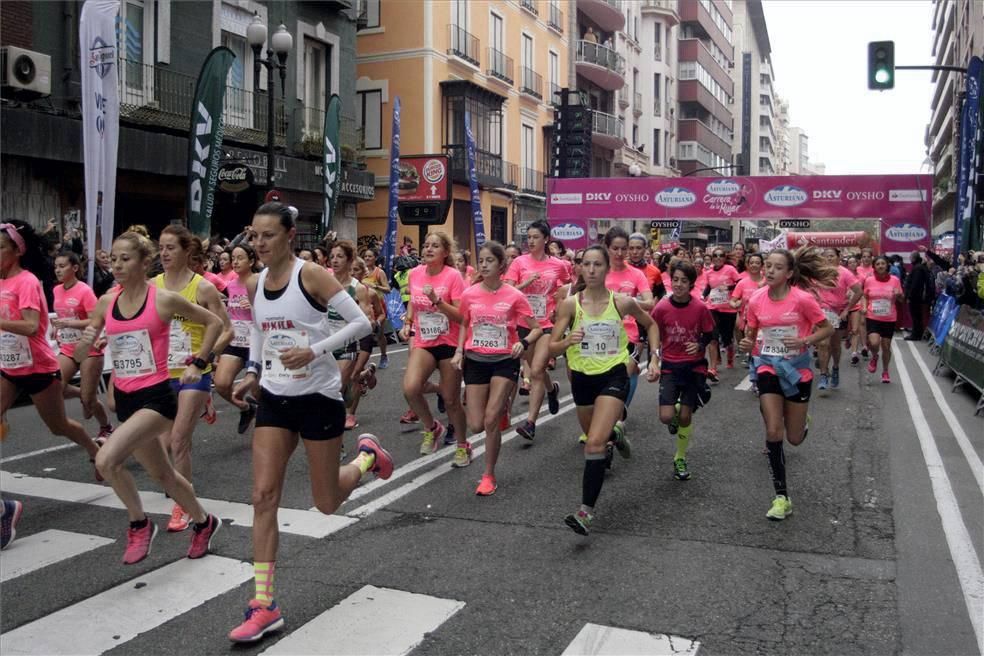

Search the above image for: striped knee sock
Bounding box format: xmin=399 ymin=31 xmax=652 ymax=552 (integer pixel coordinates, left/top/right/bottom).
xmin=254 ymin=561 xmax=275 ymax=606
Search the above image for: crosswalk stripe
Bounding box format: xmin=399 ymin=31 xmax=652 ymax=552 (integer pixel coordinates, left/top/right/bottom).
xmin=0 ymin=529 xmax=115 ymax=582
xmin=735 ymin=375 xmax=753 ymax=391
xmin=259 ymin=585 xmax=465 ymax=655
xmin=561 ymin=623 xmax=701 ymax=656
xmin=0 ymin=471 xmax=357 ymax=539
xmin=0 ymin=556 xmax=252 ymax=655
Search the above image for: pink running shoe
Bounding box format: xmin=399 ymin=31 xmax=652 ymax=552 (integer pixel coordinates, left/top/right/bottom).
xmin=867 ymin=354 xmax=878 ymax=374
xmin=201 ymin=396 xmax=217 ymax=425
xmin=167 ymin=504 xmax=190 ymax=532
xmin=345 ymin=414 xmax=358 ymax=430
xmin=123 ymin=521 xmax=158 ymax=565
xmin=881 ymin=371 xmax=891 ymax=384
xmin=399 ymin=409 xmax=419 ymax=424
xmin=187 ymin=514 xmax=221 ymax=559
xmin=475 ymin=475 xmax=497 ymax=496
xmin=228 ymin=600 xmax=285 ymax=643
xmin=356 ymin=433 xmax=394 ymax=479
xmin=95 ymin=425 xmax=113 ymax=446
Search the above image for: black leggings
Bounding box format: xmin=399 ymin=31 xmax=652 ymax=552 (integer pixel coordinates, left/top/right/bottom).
xmin=711 ymin=310 xmax=738 ymax=348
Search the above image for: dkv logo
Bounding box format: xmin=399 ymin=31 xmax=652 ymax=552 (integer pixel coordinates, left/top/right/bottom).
xmin=551 ymin=223 xmax=586 ymax=240
xmin=706 ymin=179 xmax=741 ymax=196
xmin=655 ymin=187 xmax=696 ymax=208
xmin=885 ymin=223 xmax=928 ymax=242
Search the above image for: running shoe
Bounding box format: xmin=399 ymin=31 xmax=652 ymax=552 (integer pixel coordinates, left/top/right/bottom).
xmin=356 ymin=433 xmax=394 ymax=479
xmin=516 ymin=420 xmax=536 ymax=441
xmin=344 ymin=414 xmax=358 ymax=430
xmin=187 ymin=513 xmax=221 ymax=559
xmin=817 ymin=373 xmax=829 ymax=394
xmin=564 ymin=510 xmax=593 ymax=536
xmin=518 ymin=378 xmax=531 ymax=396
xmin=123 ymin=521 xmax=158 ymax=564
xmin=201 ymin=396 xmax=217 ymax=425
xmin=673 ymin=457 xmax=691 ymax=481
xmin=499 ymin=413 xmax=511 ymax=431
xmin=379 ymin=354 xmax=389 ymax=370
xmin=751 ymin=382 xmax=759 ymax=397
xmin=882 ymin=371 xmax=891 ymax=384
xmin=95 ymin=425 xmax=114 ymax=446
xmin=399 ymin=409 xmax=419 ymax=424
xmin=611 ymin=421 xmax=631 ymax=459
xmin=850 ymin=352 xmax=860 ymax=366
xmin=1 ymin=499 xmax=23 ymax=550
xmin=830 ymin=368 xmax=840 ymax=389
xmin=547 ymin=381 xmax=560 ymax=415
xmin=547 ymin=357 xmax=556 ymax=371
xmin=475 ymin=474 xmax=497 ymax=496
xmin=861 ymin=347 xmax=870 ymax=358
xmin=436 ymin=394 xmax=446 ymax=414
xmin=726 ymin=346 xmax=735 ymax=369
xmin=867 ymin=354 xmax=878 ymax=374
xmin=238 ymin=396 xmax=258 ymax=435
xmin=706 ymin=368 xmax=719 ymax=385
xmin=167 ymin=504 xmax=190 ymax=532
xmin=577 ymin=433 xmax=587 ymax=445
xmin=451 ymin=442 xmax=472 ymax=468
xmin=419 ymin=420 xmax=445 ymax=455
xmin=443 ymin=422 xmax=457 ymax=446
xmin=228 ymin=600 xmax=285 ymax=643
xmin=766 ymin=495 xmax=793 ymax=521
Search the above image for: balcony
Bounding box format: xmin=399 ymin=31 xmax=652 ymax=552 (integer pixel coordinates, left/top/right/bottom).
xmin=677 ymin=117 xmax=730 ymax=160
xmin=575 ymin=40 xmax=625 ymax=91
xmin=521 ymin=0 xmax=539 ymax=16
xmin=448 ymin=24 xmax=480 ymax=67
xmin=548 ymin=3 xmax=564 ymax=32
xmin=520 ymin=167 xmax=545 ymax=195
xmin=592 ymin=109 xmax=624 ymax=149
xmin=578 ymin=0 xmax=625 ymax=33
xmin=520 ymin=67 xmax=543 ymax=100
xmin=640 ymin=0 xmax=680 ymax=26
xmin=549 ymin=82 xmax=563 ymax=105
xmin=487 ymin=47 xmax=514 ymax=85
xmin=632 ymin=91 xmax=643 ymax=116
xmin=445 ymin=144 xmax=507 ymax=188
xmin=118 ymin=58 xmax=286 ymax=147
xmin=618 ymin=84 xmax=630 ymax=108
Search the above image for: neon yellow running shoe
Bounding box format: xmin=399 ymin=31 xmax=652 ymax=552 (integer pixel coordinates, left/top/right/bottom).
xmin=577 ymin=433 xmax=587 ymax=444
xmin=766 ymin=495 xmax=793 ymax=521
xmin=451 ymin=443 xmax=472 ymax=468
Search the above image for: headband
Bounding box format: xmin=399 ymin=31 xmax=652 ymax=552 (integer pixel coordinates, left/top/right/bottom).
xmin=0 ymin=223 xmax=26 ymax=256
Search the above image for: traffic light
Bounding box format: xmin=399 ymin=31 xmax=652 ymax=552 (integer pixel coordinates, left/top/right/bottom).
xmin=868 ymin=41 xmax=894 ymax=90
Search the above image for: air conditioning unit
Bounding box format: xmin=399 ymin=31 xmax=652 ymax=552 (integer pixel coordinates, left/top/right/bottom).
xmin=1 ymin=46 xmax=51 ymax=99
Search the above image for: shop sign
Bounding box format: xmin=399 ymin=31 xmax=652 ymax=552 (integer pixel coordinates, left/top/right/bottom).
xmin=217 ymin=163 xmax=253 ymax=193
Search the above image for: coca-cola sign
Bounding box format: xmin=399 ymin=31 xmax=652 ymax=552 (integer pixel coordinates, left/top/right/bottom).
xmin=217 ymin=163 xmax=253 ymax=193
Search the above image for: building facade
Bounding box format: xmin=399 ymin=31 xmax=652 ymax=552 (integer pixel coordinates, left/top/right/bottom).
xmin=728 ymin=0 xmax=776 ymax=176
xmin=354 ymin=0 xmax=568 ymax=252
xmin=0 ymin=0 xmax=371 ymax=245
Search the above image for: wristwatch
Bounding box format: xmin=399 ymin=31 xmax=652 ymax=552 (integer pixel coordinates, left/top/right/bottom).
xmin=190 ymin=357 xmax=208 ymax=370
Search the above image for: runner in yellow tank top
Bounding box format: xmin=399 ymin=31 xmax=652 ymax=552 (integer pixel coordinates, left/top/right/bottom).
xmin=550 ymin=245 xmax=660 ymax=537
xmin=155 ymin=271 xmax=210 ymax=378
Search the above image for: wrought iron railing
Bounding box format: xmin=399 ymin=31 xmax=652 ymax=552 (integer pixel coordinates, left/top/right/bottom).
xmin=521 ymin=0 xmax=539 ymax=15
xmin=521 ymin=67 xmax=543 ymax=100
xmin=444 ymin=144 xmax=506 ymax=185
xmin=520 ymin=167 xmax=545 ymax=195
xmin=487 ymin=47 xmax=514 ymax=84
xmin=575 ymin=40 xmax=626 ymax=75
xmin=548 ymin=3 xmax=564 ymax=31
xmin=448 ymin=24 xmax=480 ymax=66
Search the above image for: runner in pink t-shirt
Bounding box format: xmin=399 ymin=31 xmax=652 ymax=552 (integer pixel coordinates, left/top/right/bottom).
xmin=729 ymin=252 xmax=765 ymax=362
xmin=53 ymin=251 xmax=113 ymax=439
xmin=738 ymin=248 xmax=835 ymax=523
xmin=452 ymin=241 xmax=542 ymax=493
xmin=705 ymin=246 xmax=742 ymax=375
xmin=862 ymin=255 xmax=904 ymax=383
xmin=814 ymin=248 xmax=862 ymax=393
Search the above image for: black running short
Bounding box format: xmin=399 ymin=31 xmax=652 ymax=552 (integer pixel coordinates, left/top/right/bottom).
xmin=114 ymin=380 xmax=178 ymax=423
xmin=333 ymin=341 xmax=358 ymax=361
xmin=255 ymin=388 xmax=345 ymax=441
xmin=570 ymin=363 xmax=629 ymax=406
xmin=659 ymin=360 xmax=710 ymax=410
xmin=711 ymin=310 xmax=738 ymax=347
xmin=419 ymin=344 xmax=457 ymax=362
xmin=1 ymin=369 xmax=61 ymax=396
xmin=756 ymin=372 xmax=812 ymax=403
xmin=518 ymin=326 xmax=552 ymax=340
xmin=866 ymin=318 xmax=896 ymax=339
xmin=222 ymin=345 xmax=249 ymax=361
xmin=358 ymin=335 xmax=375 ymax=354
xmin=463 ymin=356 xmax=520 ymax=385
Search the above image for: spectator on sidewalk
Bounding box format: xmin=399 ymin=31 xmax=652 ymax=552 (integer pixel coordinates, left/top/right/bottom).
xmin=904 ymin=252 xmax=934 ymax=340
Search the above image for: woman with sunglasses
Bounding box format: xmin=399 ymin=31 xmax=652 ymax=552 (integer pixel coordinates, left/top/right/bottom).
xmin=814 ymin=247 xmax=862 ymax=394
xmin=704 ymin=247 xmax=742 ymax=379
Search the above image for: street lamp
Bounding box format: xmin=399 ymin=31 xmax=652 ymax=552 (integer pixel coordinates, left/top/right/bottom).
xmin=247 ymin=13 xmax=292 ymax=190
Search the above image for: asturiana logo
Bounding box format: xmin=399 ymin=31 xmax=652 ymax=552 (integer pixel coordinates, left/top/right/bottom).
xmin=885 ymin=223 xmax=928 ymax=242
xmin=764 ymin=185 xmax=808 ymax=207
xmin=551 ymin=223 xmax=586 ymax=240
xmin=655 ymin=187 xmax=696 ymax=208
xmin=706 ymin=179 xmax=741 ymax=196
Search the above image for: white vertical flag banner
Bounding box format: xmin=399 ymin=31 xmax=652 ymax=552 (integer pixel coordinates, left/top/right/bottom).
xmin=80 ymin=0 xmax=120 ymax=282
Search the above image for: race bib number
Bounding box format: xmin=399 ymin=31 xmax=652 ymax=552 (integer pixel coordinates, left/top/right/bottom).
xmin=470 ymin=323 xmax=507 ymax=350
xmin=580 ymin=320 xmax=621 ymax=358
xmin=263 ymin=330 xmax=310 ymax=382
xmin=709 ymin=288 xmax=729 ymax=306
xmin=231 ymin=320 xmax=252 ymax=348
xmin=109 ymin=329 xmax=156 ymax=378
xmin=0 ymin=331 xmax=33 ymax=369
xmin=168 ymin=320 xmax=192 ymax=369
xmin=418 ymin=312 xmax=449 ymax=342
xmin=528 ymin=294 xmax=547 ymax=319
xmin=823 ymin=309 xmax=841 ymax=329
xmin=761 ymin=325 xmax=797 ymax=357
xmin=870 ymin=299 xmax=891 ymax=317
xmin=57 ymin=326 xmax=83 ymax=345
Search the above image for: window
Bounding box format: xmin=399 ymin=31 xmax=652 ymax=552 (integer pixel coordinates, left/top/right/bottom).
xmin=632 ymin=123 xmax=639 ymax=146
xmin=304 ymin=38 xmax=330 ymax=135
xmin=362 ymin=0 xmax=380 ymax=29
xmin=490 ymin=12 xmax=503 ymax=51
xmin=220 ymin=31 xmax=249 ymax=123
xmin=522 ymin=34 xmax=533 ymax=71
xmin=119 ymin=0 xmax=154 ymax=100
xmin=653 ymin=129 xmax=661 ymax=165
xmin=357 ymin=90 xmax=382 ymax=150
xmin=549 ymin=50 xmax=559 ymax=97
xmin=654 ymin=73 xmax=661 ymax=103
xmin=452 ymin=0 xmax=467 ymax=29
xmin=654 ymin=23 xmax=662 ymax=60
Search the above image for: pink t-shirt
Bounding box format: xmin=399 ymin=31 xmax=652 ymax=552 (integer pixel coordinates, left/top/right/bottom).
xmin=459 ymin=283 xmax=533 ymax=356
xmin=731 ymin=275 xmax=765 ymax=310
xmin=53 ymin=281 xmax=102 ymax=358
xmin=0 ymin=269 xmax=59 ymax=375
xmin=856 ymin=265 xmax=874 ymax=283
xmin=692 ymin=272 xmax=708 ymax=303
xmin=408 ymin=264 xmax=464 ymax=348
xmin=746 ymin=285 xmax=826 ymax=365
xmin=816 ymin=266 xmax=859 ymax=317
xmin=225 ymin=276 xmax=254 ymax=349
xmin=651 ymin=296 xmax=716 ymax=364
xmin=863 ymin=275 xmax=903 ymax=323
xmin=606 ymin=265 xmax=650 ymax=343
xmin=503 ymin=254 xmax=571 ymax=328
xmin=219 ymin=269 xmax=238 ymax=283
xmin=202 ymin=270 xmax=227 ymax=293
xmin=705 ymin=264 xmax=741 ymax=312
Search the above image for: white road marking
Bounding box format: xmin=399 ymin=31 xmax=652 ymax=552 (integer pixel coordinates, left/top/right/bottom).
xmin=735 ymin=375 xmax=753 ymax=391
xmin=259 ymin=584 xmax=464 ymax=655
xmin=0 ymin=556 xmax=252 ymax=655
xmin=369 ymin=346 xmax=409 ymax=358
xmin=893 ymin=342 xmax=984 ymax=654
xmin=905 ymin=340 xmax=984 ymax=494
xmin=561 ymin=623 xmax=701 ymax=656
xmin=0 ymin=529 xmax=114 ymax=582
xmin=0 ymin=443 xmax=76 ymax=464
xmin=0 ymin=471 xmax=357 ymax=539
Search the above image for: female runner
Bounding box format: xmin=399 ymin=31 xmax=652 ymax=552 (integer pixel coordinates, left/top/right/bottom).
xmin=155 ymin=226 xmax=232 ymax=532
xmin=739 ymin=249 xmax=835 ymax=521
xmin=704 ymin=246 xmax=742 ymax=376
xmin=214 ymin=243 xmax=260 ymax=434
xmin=73 ymin=231 xmax=222 ymax=564
xmin=451 ymin=241 xmax=541 ymax=494
xmin=217 ymin=249 xmax=237 ymax=284
xmin=229 ymin=202 xmax=392 ymax=643
xmin=399 ymin=232 xmax=468 ymax=455
xmin=863 ymin=255 xmax=904 ymax=384
xmin=815 ymin=247 xmax=862 ymax=393
xmin=550 ymin=246 xmax=659 ymax=536
xmin=729 ymin=252 xmax=766 ymax=376
xmin=52 ymin=251 xmax=113 ymax=439
xmin=361 ymin=247 xmax=391 ymax=369
xmin=345 ymin=257 xmax=379 ymax=429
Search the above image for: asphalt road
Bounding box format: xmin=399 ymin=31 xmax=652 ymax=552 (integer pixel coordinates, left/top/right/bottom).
xmin=0 ymin=339 xmax=980 ymax=655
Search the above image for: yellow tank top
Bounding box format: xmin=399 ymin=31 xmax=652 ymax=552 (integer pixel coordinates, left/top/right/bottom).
xmin=154 ymin=272 xmax=210 ymax=378
xmin=566 ymin=291 xmax=630 ymax=375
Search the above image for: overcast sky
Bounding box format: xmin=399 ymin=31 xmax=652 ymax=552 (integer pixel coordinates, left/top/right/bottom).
xmin=762 ymin=0 xmax=935 ymax=175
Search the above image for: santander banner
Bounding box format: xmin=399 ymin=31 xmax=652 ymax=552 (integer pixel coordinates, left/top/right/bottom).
xmin=547 ymin=174 xmax=932 ymax=254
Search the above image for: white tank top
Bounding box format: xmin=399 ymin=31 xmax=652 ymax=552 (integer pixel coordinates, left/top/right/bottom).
xmin=253 ymin=258 xmax=342 ymax=400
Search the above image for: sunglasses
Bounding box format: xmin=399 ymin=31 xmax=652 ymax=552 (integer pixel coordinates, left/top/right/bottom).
xmin=712 ymin=253 xmax=725 ymax=258
xmin=574 ymin=259 xmax=583 ymax=264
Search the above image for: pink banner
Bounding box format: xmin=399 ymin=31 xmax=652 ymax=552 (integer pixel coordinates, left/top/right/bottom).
xmin=547 ymin=174 xmax=932 ymax=254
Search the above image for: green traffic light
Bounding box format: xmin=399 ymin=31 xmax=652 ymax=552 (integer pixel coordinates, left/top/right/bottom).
xmin=875 ymin=69 xmax=891 ymax=84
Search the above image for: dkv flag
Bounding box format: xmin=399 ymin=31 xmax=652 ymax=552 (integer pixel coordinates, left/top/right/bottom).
xmin=322 ymin=94 xmax=341 ymax=234
xmin=464 ymin=112 xmax=486 ymax=251
xmin=187 ymin=47 xmax=236 ymax=238
xmin=80 ymin=0 xmax=120 ymax=282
